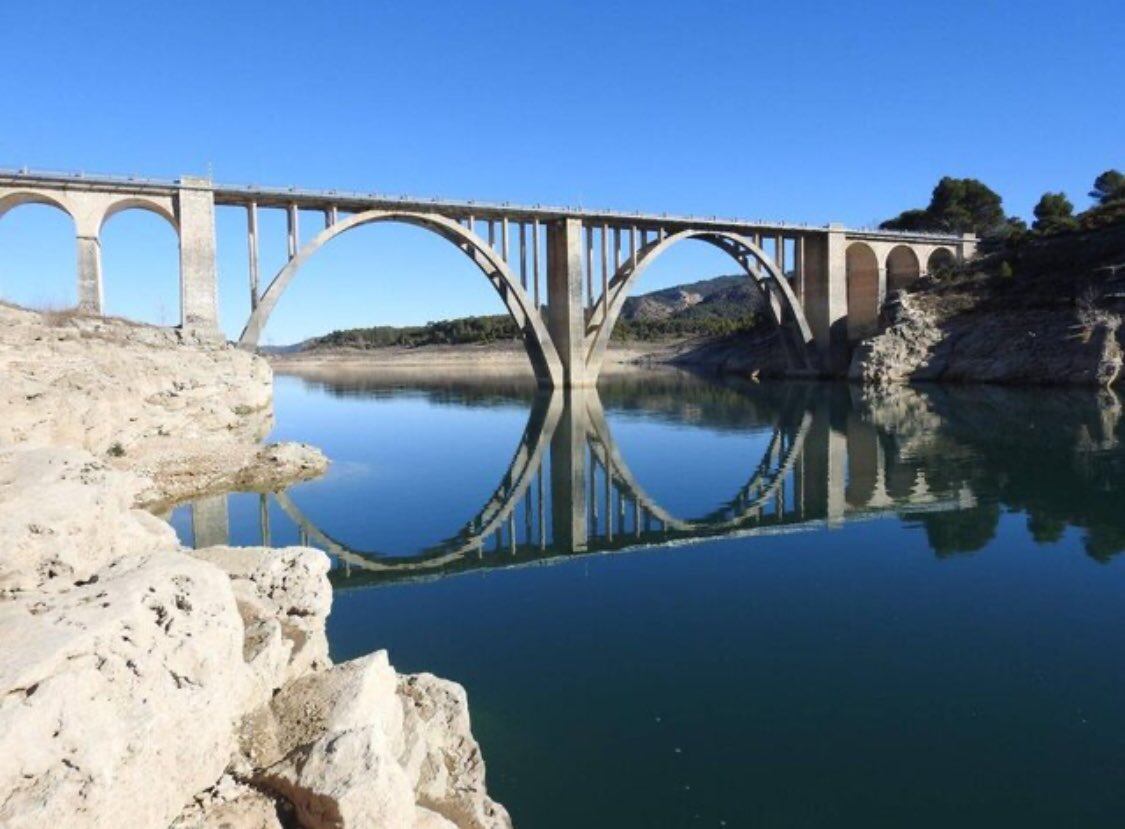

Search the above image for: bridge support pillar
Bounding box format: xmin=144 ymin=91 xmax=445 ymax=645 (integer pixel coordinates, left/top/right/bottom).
xmin=801 ymin=225 xmax=849 ymax=375
xmin=191 ymin=494 xmax=230 ymax=548
xmin=75 ymin=234 xmax=103 ymax=313
xmin=176 ymin=177 xmax=220 ymax=335
xmin=546 ymin=219 xmax=593 ymax=387
xmin=550 ymin=389 xmax=589 ymax=550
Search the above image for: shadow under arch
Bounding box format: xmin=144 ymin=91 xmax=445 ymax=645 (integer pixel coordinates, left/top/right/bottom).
xmin=584 ymin=229 xmax=818 ymax=378
xmin=237 ymin=210 xmax=563 ymax=386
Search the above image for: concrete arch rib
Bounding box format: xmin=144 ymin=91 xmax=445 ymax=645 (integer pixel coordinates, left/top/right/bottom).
xmin=238 ymin=210 xmax=563 ymax=387
xmin=584 ymin=229 xmax=817 ymax=378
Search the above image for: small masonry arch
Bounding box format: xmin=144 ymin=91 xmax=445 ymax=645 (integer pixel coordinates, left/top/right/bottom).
xmin=845 ymin=242 xmax=880 ymax=341
xmin=0 ymin=189 xmax=76 ymax=222
xmin=0 ymin=192 xmax=78 ymax=308
xmin=886 ymin=245 xmax=920 ymax=293
xmin=238 ymin=210 xmax=563 ymax=387
xmin=584 ymin=229 xmax=817 ymax=378
xmin=926 ymin=247 xmax=956 ymax=275
xmin=99 ymin=196 xmax=178 ymax=233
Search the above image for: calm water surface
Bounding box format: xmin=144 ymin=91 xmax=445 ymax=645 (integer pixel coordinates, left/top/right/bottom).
xmin=173 ymin=370 xmax=1125 ymax=828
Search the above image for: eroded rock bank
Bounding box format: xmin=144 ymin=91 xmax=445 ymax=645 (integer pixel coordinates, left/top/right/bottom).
xmin=849 ymin=290 xmax=1123 ymax=387
xmin=0 ymin=306 xmax=510 ymax=828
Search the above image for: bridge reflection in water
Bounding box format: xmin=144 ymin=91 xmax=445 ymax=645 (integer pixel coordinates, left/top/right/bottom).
xmin=183 ymin=381 xmax=974 ymax=587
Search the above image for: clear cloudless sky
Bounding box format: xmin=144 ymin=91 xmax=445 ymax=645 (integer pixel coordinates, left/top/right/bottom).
xmin=0 ymin=0 xmax=1121 ymax=342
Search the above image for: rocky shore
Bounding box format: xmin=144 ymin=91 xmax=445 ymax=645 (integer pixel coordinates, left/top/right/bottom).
xmin=849 ymin=289 xmax=1123 ymax=388
xmin=0 ymin=304 xmax=510 ymax=828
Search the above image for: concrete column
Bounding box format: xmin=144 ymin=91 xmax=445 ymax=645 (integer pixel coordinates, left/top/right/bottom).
xmin=75 ymin=234 xmax=103 ymax=313
xmin=286 ymin=204 xmax=299 ymax=259
xmin=959 ymin=232 xmax=977 ymax=262
xmin=546 ymin=219 xmax=592 ymax=387
xmin=191 ymin=494 xmax=230 ymax=549
xmin=177 ymin=177 xmax=220 ymax=333
xmin=801 ymin=224 xmax=848 ymax=375
xmin=247 ymin=203 xmax=260 ymax=310
xmin=550 ymin=390 xmax=589 ymax=551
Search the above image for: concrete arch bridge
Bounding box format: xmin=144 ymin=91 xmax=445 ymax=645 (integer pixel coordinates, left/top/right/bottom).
xmin=0 ymin=169 xmax=975 ymax=383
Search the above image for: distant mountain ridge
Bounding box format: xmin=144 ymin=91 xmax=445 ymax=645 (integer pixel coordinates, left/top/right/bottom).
xmin=275 ymin=274 xmax=765 ymax=351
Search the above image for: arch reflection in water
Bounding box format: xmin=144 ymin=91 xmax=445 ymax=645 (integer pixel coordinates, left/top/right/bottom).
xmin=180 ymin=381 xmax=973 ymax=587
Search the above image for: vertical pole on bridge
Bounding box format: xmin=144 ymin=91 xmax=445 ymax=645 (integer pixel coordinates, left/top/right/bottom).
xmin=519 ymin=222 xmax=527 ymax=289
xmin=600 ymin=223 xmax=609 ymax=318
xmin=532 ymin=219 xmax=541 ymax=309
xmin=247 ymin=202 xmax=260 ymax=310
xmin=502 ymin=217 xmax=510 ymax=263
xmin=584 ymin=225 xmax=594 ymax=310
xmin=286 ymin=204 xmax=299 ymax=260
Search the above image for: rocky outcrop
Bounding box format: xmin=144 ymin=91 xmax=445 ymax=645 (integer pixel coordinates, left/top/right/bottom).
xmin=0 ymin=307 xmax=508 ymax=828
xmin=850 ymin=292 xmax=1123 ymax=387
xmin=0 ymin=303 xmax=327 ymax=506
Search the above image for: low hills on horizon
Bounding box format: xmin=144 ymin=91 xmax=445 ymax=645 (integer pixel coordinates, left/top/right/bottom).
xmin=269 ymin=274 xmax=768 ymax=353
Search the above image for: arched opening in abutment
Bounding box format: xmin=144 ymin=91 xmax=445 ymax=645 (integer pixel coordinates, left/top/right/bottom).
xmin=845 ymin=242 xmax=880 ymax=342
xmin=100 ymin=208 xmax=181 ymax=326
xmin=886 ymin=245 xmax=921 ymax=294
xmin=0 ymin=201 xmax=78 ymax=311
xmin=926 ymin=248 xmax=956 ymax=276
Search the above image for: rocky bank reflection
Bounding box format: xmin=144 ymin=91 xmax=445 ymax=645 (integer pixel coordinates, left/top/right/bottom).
xmin=181 ymin=371 xmax=1125 ymax=585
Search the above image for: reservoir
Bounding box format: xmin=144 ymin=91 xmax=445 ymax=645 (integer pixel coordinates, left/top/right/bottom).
xmin=173 ymin=370 xmax=1125 ymax=828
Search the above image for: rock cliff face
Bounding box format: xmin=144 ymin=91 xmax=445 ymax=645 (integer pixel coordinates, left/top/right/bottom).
xmin=0 ymin=307 xmax=509 ymax=828
xmin=849 ymin=291 xmax=1123 ymax=388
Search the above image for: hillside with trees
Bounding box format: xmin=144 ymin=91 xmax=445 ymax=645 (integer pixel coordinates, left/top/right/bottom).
xmin=290 ymin=274 xmax=767 ymax=352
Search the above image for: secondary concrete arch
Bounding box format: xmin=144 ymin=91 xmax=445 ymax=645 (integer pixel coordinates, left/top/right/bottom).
xmin=98 ymin=196 xmax=178 ymax=233
xmin=99 ymin=205 xmax=182 ymax=326
xmin=886 ymin=245 xmax=921 ymax=293
xmin=845 ymin=242 xmax=880 ymax=341
xmin=926 ymin=247 xmax=956 ymax=274
xmin=0 ymin=195 xmax=79 ymax=309
xmin=238 ymin=210 xmax=563 ymax=386
xmin=0 ymin=189 xmax=76 ymax=222
xmin=584 ymin=229 xmax=817 ymax=379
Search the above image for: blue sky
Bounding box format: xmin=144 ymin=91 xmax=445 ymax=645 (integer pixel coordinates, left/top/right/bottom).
xmin=0 ymin=0 xmax=1121 ymax=343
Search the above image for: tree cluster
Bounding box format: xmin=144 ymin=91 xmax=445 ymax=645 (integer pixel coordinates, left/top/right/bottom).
xmin=881 ymin=169 xmax=1125 ymax=242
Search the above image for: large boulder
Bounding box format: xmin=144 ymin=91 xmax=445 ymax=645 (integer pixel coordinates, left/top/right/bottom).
xmin=190 ymin=546 xmax=332 ymax=693
xmin=249 ymin=653 xmax=511 ymax=829
xmin=0 ymin=552 xmax=249 ymax=829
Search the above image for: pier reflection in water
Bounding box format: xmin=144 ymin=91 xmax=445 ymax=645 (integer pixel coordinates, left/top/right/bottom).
xmin=178 ymin=379 xmax=985 ymax=585
xmin=172 ymin=372 xmax=1125 ymax=828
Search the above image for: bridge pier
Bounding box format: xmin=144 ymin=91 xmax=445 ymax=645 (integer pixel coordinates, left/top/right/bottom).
xmin=546 ymin=219 xmax=594 ymax=387
xmin=176 ymin=177 xmax=220 ymax=334
xmin=75 ymin=234 xmax=103 ymax=313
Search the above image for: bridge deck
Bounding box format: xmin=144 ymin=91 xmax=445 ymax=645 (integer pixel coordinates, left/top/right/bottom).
xmin=0 ymin=167 xmax=966 ymax=243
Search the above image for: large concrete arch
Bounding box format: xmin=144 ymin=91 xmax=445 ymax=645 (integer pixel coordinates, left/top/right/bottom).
xmin=845 ymin=242 xmax=880 ymax=341
xmin=584 ymin=229 xmax=817 ymax=378
xmin=885 ymin=245 xmax=921 ymax=293
xmin=238 ymin=210 xmax=564 ymax=387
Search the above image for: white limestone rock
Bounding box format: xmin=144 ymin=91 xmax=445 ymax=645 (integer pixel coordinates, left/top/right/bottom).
xmin=0 ymin=446 xmax=178 ymax=596
xmin=0 ymin=552 xmax=249 ymax=829
xmin=190 ymin=545 xmax=333 ymax=692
